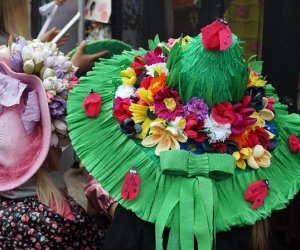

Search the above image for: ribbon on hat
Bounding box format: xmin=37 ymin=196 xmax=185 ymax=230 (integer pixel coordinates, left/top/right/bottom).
xmin=156 ymin=151 xmax=235 ymax=250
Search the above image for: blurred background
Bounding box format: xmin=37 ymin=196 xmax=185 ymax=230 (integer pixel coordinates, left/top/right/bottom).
xmin=32 ymin=0 xmax=300 ymax=114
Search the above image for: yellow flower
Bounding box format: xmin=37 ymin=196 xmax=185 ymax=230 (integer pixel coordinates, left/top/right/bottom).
xmin=137 ymin=88 xmax=153 ymax=105
xmin=247 ymin=145 xmax=271 ymax=169
xmin=247 ymin=70 xmax=267 ymax=87
xmin=233 ymin=147 xmax=252 ymax=170
xmin=142 ymin=122 xmax=188 ymax=156
xmin=129 ymin=103 xmax=159 ymax=139
xmin=121 ymin=67 xmax=137 ymax=86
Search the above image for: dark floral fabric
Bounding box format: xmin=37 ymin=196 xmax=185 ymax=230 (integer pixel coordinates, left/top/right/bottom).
xmin=0 ymin=195 xmax=110 ymax=249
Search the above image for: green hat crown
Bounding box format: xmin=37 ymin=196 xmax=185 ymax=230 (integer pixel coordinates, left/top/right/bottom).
xmin=167 ymin=34 xmax=248 ymax=107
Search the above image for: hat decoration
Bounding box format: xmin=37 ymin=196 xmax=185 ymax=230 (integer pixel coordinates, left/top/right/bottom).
xmin=7 ymin=37 xmax=78 ymax=147
xmin=67 ymin=20 xmax=300 ymax=250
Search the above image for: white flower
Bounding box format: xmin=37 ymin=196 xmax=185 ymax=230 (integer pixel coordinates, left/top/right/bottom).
xmin=43 ymin=78 xmax=53 ymax=90
xmin=51 ymin=132 xmax=59 ymax=147
xmin=115 ymin=85 xmax=135 ymax=98
xmin=44 ymin=56 xmax=55 ymax=68
xmin=170 ymin=116 xmax=186 ymax=132
xmin=204 ymin=115 xmax=231 ymax=143
xmin=145 ymin=63 xmax=169 ymax=76
xmin=41 ymin=67 xmax=55 ymax=80
xmin=21 ymin=46 xmax=34 ymax=61
xmin=53 ymin=78 xmax=68 ymax=92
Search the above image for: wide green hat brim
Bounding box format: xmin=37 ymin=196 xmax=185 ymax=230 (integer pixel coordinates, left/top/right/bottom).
xmin=67 ymin=47 xmax=300 ymax=247
xmin=68 ymin=39 xmax=132 ymax=59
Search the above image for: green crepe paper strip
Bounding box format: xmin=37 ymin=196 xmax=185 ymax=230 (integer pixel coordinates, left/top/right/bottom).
xmin=67 ymin=41 xmax=300 ymax=249
xmin=167 ymin=34 xmax=248 ymax=107
xmin=155 ymin=151 xmax=235 ymax=250
xmin=67 ymin=39 xmax=132 ymax=59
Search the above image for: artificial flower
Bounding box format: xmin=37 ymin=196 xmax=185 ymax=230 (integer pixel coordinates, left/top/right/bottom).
xmin=184 ymin=114 xmax=206 ymax=142
xmin=153 ymin=87 xmax=183 ymax=121
xmin=170 ymin=116 xmax=186 ymax=133
xmin=121 ymin=67 xmax=137 ymax=86
xmin=120 ymin=118 xmax=142 ymax=137
xmin=137 ymin=88 xmax=154 ymax=106
xmin=247 ymin=70 xmax=267 ymax=87
xmin=167 ymin=35 xmax=191 ymax=49
xmin=142 ymin=121 xmax=187 ymax=156
xmin=231 ymin=98 xmax=256 ymax=135
xmin=229 ymin=128 xmax=251 ymax=148
xmin=113 ymin=97 xmax=132 ymax=123
xmin=180 ymin=139 xmax=205 ymax=155
xmin=129 ymin=103 xmax=159 ymax=139
xmin=148 ymin=73 xmax=167 ymax=95
xmin=48 ymin=95 xmax=66 ymax=118
xmin=9 ymin=52 xmax=23 ymax=72
xmin=211 ymin=101 xmax=235 ymax=125
xmin=247 ymin=145 xmax=271 ymax=169
xmin=233 ymin=147 xmax=252 ymax=170
xmin=247 ymin=127 xmax=270 ymax=149
xmin=140 ymin=75 xmax=153 ymax=89
xmin=145 ymin=63 xmax=169 ymax=77
xmin=245 ymin=86 xmax=266 ymax=111
xmin=144 ymin=46 xmax=166 ymax=65
xmin=183 ymin=97 xmax=209 ymax=121
xmin=130 ymin=55 xmax=146 ymax=76
xmin=115 ymin=85 xmax=135 ymax=98
xmin=288 ymin=134 xmax=300 ymax=153
xmin=205 ymin=115 xmax=232 ymax=143
xmin=68 ymin=76 xmax=79 ymax=90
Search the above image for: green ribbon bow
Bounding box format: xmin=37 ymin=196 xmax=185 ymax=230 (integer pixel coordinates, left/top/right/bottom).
xmin=155 ymin=150 xmax=235 ymax=250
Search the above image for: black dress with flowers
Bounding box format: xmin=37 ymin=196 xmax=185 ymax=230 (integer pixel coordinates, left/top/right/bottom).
xmin=0 ymin=195 xmax=110 ymax=249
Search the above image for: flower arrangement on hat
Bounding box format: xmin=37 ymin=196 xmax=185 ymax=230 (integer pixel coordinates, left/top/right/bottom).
xmin=7 ymin=36 xmax=79 ymax=146
xmin=112 ymin=37 xmax=278 ymax=170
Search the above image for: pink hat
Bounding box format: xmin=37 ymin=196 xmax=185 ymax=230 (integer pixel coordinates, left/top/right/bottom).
xmin=0 ymin=61 xmax=51 ymax=191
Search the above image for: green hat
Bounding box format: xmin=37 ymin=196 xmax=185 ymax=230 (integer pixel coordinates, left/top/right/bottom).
xmin=68 ymin=39 xmax=132 ymax=59
xmin=67 ymin=20 xmax=300 ymax=250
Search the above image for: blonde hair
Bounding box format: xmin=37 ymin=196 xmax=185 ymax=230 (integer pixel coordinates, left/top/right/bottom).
xmin=252 ymin=219 xmax=271 ymax=250
xmin=0 ymin=0 xmax=31 ymax=39
xmin=36 ymin=166 xmax=65 ymax=214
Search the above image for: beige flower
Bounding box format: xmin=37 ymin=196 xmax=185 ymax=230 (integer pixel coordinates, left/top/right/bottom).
xmin=247 ymin=145 xmax=271 ymax=169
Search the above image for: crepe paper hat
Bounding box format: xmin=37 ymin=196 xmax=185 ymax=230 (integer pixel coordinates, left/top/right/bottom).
xmin=67 ymin=39 xmax=132 ymax=59
xmin=0 ymin=61 xmax=51 ymax=191
xmin=67 ymin=21 xmax=300 ymax=250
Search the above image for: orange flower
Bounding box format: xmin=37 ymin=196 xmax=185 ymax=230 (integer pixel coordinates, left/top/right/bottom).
xmin=230 ymin=127 xmax=252 ymax=148
xmin=149 ymin=73 xmax=166 ymax=95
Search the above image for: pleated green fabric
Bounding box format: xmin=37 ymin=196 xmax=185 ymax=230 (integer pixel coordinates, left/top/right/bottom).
xmin=67 ymin=42 xmax=300 ymax=249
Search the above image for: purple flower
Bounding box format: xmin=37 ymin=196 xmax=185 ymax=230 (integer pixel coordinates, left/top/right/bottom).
xmin=49 ymin=95 xmax=66 ymax=118
xmin=16 ymin=36 xmax=27 ymax=48
xmin=9 ymin=53 xmax=23 ymax=72
xmin=184 ymin=97 xmax=209 ymax=121
xmin=54 ymin=67 xmax=65 ymax=79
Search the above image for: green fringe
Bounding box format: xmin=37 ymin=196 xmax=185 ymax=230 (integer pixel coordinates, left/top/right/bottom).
xmin=167 ymin=34 xmax=248 ymax=106
xmin=67 ymin=44 xmax=300 ymax=245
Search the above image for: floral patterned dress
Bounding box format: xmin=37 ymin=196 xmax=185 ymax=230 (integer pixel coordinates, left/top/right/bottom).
xmin=0 ymin=195 xmax=110 ymax=249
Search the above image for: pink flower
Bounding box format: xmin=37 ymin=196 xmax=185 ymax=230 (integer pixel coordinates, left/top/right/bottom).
xmin=68 ymin=76 xmax=80 ymax=90
xmin=153 ymin=87 xmax=183 ymax=121
xmin=231 ymin=97 xmax=256 ymax=135
xmin=145 ymin=46 xmax=166 ymax=65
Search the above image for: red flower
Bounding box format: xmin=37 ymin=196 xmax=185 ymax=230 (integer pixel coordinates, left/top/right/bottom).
xmin=82 ymin=91 xmax=102 ymax=118
xmin=113 ymin=97 xmax=132 ymax=123
xmin=211 ymin=101 xmax=235 ymax=124
xmin=248 ymin=127 xmax=270 ymax=149
xmin=130 ymin=55 xmax=146 ymax=76
xmin=140 ymin=76 xmax=153 ymax=89
xmin=185 ymin=114 xmax=206 ymax=142
xmin=144 ymin=46 xmax=166 ymax=65
xmin=288 ymin=134 xmax=300 ymax=153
